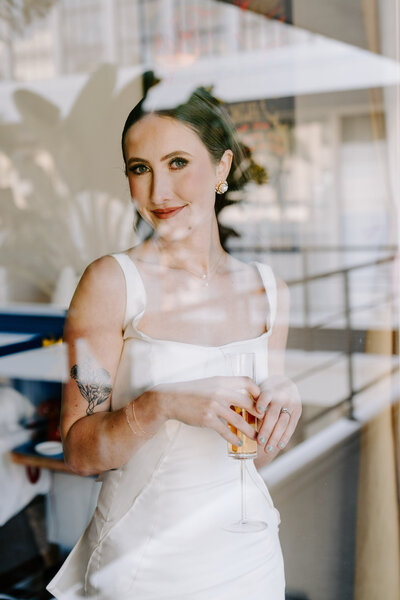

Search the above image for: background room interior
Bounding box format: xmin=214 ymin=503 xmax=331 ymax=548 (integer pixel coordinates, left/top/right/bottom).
xmin=0 ymin=1 xmax=399 ymax=599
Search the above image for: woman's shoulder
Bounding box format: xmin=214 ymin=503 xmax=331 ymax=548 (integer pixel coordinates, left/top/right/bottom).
xmin=76 ymin=244 xmax=146 ymax=300
xmin=64 ymin=256 xmax=128 ymax=342
xmin=251 ymin=259 xmax=288 ymax=294
xmin=82 ymin=243 xmax=143 ymax=279
xmin=66 ymin=246 xmax=145 ymax=330
xmin=80 ymin=254 xmax=124 ymax=287
xmin=229 ymin=255 xmax=287 ymax=294
xmin=69 ymin=253 xmax=129 ymax=314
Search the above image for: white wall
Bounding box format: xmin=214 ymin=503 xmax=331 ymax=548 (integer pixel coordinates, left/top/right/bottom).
xmin=264 ymin=421 xmax=360 ymax=600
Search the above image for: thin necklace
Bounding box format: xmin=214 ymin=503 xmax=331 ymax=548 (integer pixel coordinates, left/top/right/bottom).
xmin=163 ymin=252 xmax=226 ymax=287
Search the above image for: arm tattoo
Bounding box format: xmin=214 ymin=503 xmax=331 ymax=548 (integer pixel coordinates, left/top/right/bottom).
xmin=70 ymin=359 xmax=112 ymax=415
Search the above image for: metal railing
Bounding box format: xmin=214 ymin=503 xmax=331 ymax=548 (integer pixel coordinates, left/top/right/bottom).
xmin=230 ymin=244 xmax=399 ymax=431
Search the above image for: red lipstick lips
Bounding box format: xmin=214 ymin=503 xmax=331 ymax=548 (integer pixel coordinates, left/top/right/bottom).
xmin=152 ymin=206 xmax=185 ymax=219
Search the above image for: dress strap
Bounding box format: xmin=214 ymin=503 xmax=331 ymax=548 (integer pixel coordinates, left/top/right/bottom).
xmin=253 ymin=262 xmax=277 ymax=333
xmin=109 ymin=253 xmax=146 ymax=331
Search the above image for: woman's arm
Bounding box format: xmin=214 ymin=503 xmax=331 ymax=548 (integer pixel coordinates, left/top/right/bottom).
xmin=61 ymin=256 xmax=167 ymax=476
xmin=254 ymin=275 xmax=302 ymax=469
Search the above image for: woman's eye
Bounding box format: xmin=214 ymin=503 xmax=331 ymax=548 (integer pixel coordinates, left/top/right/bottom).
xmin=170 ymin=157 xmax=188 ymax=170
xmin=129 ymin=164 xmax=149 ymax=175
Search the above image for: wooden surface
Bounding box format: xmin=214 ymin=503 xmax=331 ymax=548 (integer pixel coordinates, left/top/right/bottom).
xmin=10 ymin=446 xmax=74 ymax=474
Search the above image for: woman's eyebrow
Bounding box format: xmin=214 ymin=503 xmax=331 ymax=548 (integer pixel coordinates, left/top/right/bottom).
xmin=160 ymin=151 xmax=193 ymax=161
xmin=127 ymin=156 xmax=149 ymax=165
xmin=127 ymin=151 xmax=193 ymax=165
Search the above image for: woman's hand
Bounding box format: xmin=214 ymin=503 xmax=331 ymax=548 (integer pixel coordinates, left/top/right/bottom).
xmin=255 ymin=375 xmax=301 ymax=454
xmin=152 ymin=376 xmax=261 ymax=447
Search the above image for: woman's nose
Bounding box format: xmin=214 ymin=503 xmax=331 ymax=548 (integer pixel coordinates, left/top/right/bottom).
xmin=150 ymin=171 xmax=172 ymax=205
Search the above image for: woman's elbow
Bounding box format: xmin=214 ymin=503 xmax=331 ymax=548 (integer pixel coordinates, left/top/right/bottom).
xmin=63 ymin=443 xmax=99 ymax=477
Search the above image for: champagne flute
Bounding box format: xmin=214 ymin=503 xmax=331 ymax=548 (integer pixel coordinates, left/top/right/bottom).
xmin=224 ymin=352 xmax=267 ymax=533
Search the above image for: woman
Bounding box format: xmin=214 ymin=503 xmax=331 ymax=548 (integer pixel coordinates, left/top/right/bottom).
xmin=47 ymin=88 xmax=301 ymax=599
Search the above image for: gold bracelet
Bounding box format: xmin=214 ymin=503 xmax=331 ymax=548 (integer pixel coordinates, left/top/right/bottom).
xmin=124 ymin=404 xmax=141 ymax=436
xmin=131 ymin=400 xmax=156 ymax=437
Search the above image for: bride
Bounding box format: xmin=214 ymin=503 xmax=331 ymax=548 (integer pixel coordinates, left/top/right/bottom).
xmin=47 ymin=87 xmax=301 ymax=599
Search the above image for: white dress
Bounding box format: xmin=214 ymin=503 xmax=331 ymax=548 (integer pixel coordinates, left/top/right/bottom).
xmin=47 ymin=253 xmax=285 ymax=600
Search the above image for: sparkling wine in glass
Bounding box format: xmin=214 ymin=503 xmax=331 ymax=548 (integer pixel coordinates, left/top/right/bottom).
xmin=227 ymin=406 xmax=258 ymax=459
xmin=225 ymin=352 xmax=267 ymax=533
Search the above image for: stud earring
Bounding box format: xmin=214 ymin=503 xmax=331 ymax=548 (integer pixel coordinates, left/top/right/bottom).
xmin=215 ymin=180 xmax=228 ymax=194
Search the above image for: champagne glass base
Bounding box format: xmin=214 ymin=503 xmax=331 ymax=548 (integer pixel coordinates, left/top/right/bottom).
xmin=228 ymin=452 xmax=258 ymax=459
xmin=224 ymin=520 xmax=268 ymax=533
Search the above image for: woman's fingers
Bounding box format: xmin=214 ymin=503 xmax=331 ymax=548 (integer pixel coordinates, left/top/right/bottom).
xmin=235 ymin=376 xmax=260 ymax=402
xmin=213 ymin=414 xmax=246 ymax=446
xmin=160 ymin=376 xmax=262 ymax=445
xmin=256 ymin=376 xmax=302 ymax=453
xmin=202 ymin=381 xmax=260 ymax=444
xmin=258 ymin=411 xmax=291 ymax=454
xmin=226 ymin=388 xmax=260 ymax=419
xmin=215 ymin=376 xmax=261 ymax=418
xmin=257 ymin=403 xmax=282 ymax=450
xmin=217 ymin=376 xmax=260 ymax=405
xmin=264 ymin=403 xmax=301 ymax=451
xmin=264 ymin=410 xmax=291 ymax=450
xmin=255 ymin=379 xmax=286 ymax=414
xmin=220 ymin=405 xmax=257 ymax=440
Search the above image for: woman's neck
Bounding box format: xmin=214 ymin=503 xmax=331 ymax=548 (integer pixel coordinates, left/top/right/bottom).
xmin=150 ymin=218 xmax=225 ymax=275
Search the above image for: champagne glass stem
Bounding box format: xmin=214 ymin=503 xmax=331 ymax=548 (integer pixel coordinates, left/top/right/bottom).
xmin=223 ymin=352 xmax=267 ymax=532
xmin=240 ymin=460 xmax=247 ymax=524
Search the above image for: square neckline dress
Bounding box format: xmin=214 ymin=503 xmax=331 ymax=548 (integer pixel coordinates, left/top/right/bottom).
xmin=47 ymin=253 xmax=285 ymax=600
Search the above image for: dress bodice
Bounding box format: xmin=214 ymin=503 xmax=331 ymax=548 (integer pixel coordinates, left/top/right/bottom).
xmin=110 ymin=252 xmax=277 ymax=410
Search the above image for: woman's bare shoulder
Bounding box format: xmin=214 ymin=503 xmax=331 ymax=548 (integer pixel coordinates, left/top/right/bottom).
xmin=67 ymin=255 xmax=126 ymax=329
xmin=273 ymin=271 xmax=289 ymax=297
xmin=78 ymin=254 xmax=124 ymax=293
xmin=251 ymin=258 xmax=288 ymax=293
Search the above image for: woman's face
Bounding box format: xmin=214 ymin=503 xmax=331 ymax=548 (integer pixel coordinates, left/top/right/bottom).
xmin=124 ymin=114 xmax=232 ymax=241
